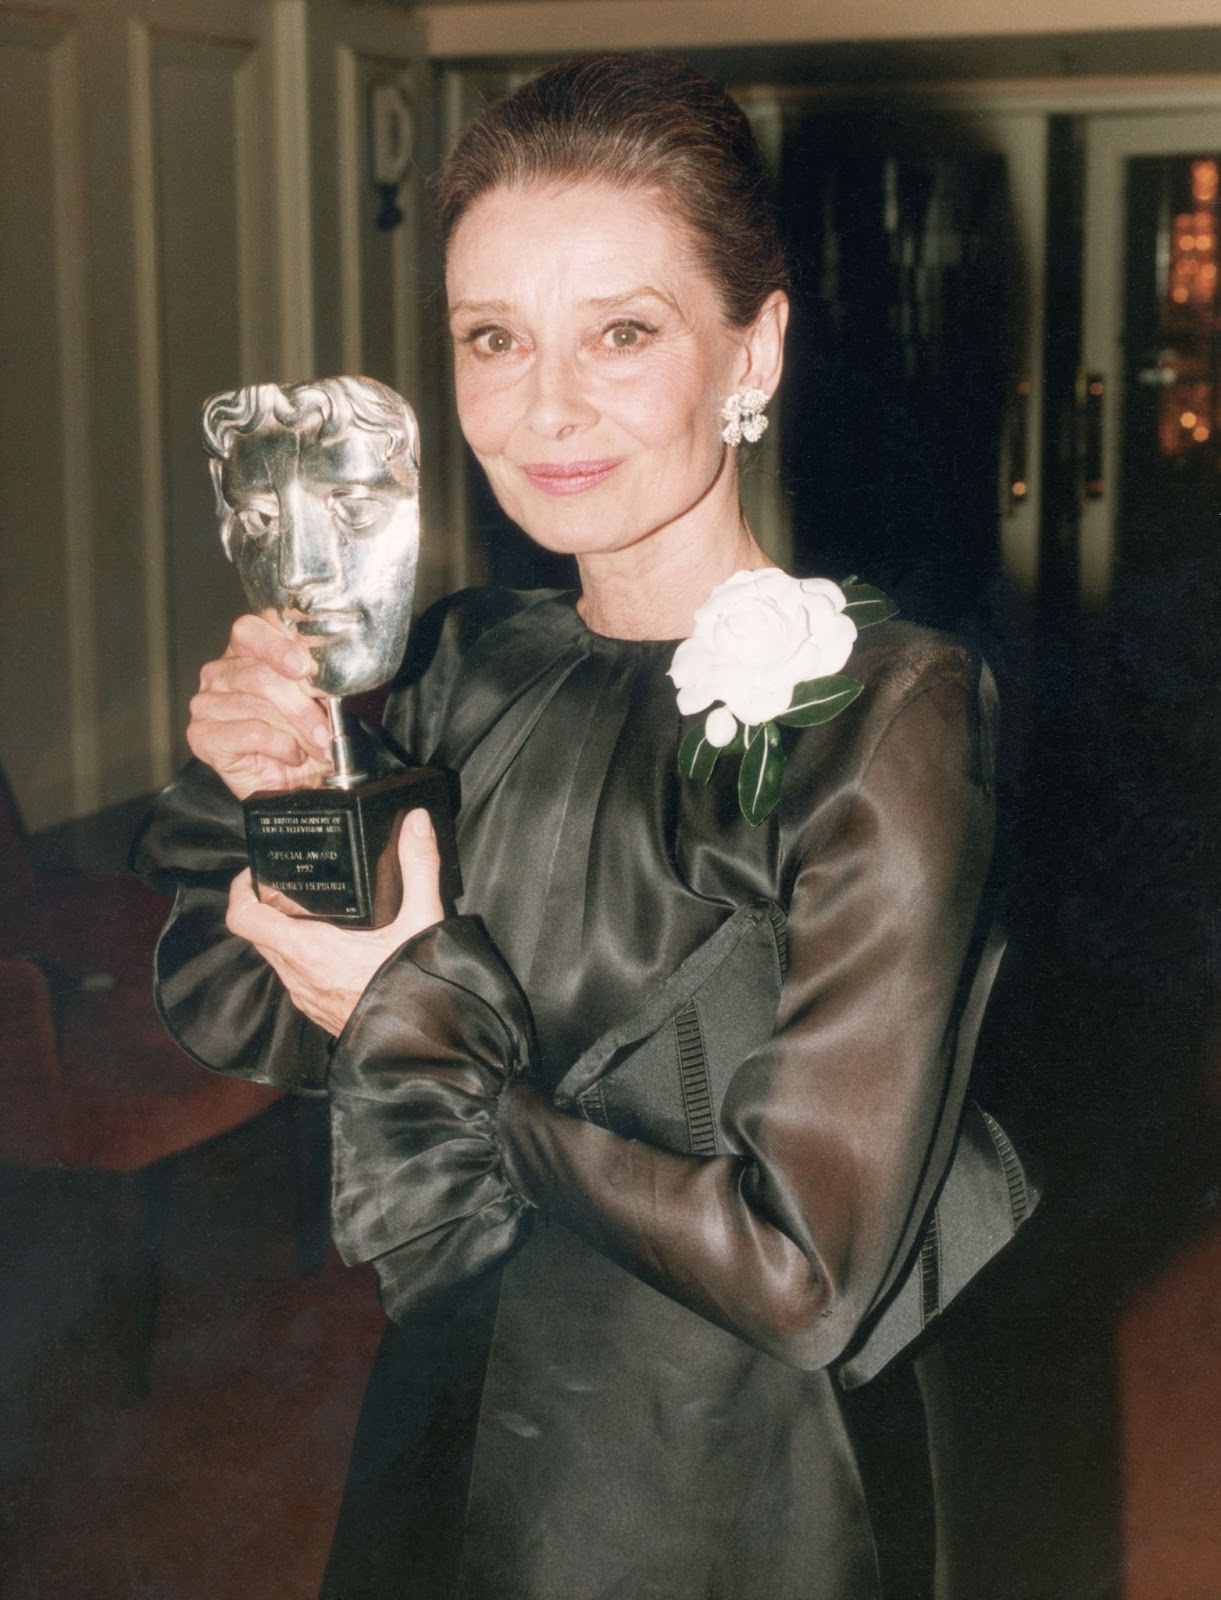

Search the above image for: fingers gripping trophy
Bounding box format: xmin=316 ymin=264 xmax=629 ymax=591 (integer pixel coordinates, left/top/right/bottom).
xmin=200 ymin=376 xmax=459 ymax=928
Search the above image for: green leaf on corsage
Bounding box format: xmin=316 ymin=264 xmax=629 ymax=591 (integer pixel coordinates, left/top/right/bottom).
xmin=671 ymin=571 xmax=895 ymax=827
xmin=775 ymin=674 xmax=864 ymax=727
xmin=841 ymin=581 xmax=899 ymax=629
xmin=678 ymin=721 xmax=722 ymax=784
xmin=738 ymin=722 xmax=785 ymax=826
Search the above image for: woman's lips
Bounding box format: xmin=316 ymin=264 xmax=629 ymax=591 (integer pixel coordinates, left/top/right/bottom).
xmin=520 ymin=459 xmax=622 ymax=497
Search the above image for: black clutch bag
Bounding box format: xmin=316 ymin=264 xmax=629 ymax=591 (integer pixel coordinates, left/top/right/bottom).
xmin=553 ymin=904 xmax=1037 ymax=1384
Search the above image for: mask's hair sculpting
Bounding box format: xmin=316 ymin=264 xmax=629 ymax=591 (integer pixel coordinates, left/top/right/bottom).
xmin=200 ymin=376 xmax=419 ymax=560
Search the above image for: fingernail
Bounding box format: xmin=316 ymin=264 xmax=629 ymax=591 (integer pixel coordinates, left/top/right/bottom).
xmin=288 ymin=649 xmax=312 ymax=675
xmin=313 ymin=723 xmax=331 ymax=749
xmin=410 ymin=808 xmax=432 ymax=837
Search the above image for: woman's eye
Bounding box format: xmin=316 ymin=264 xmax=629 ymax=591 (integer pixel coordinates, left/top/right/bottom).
xmin=467 ymin=326 xmax=516 ymax=356
xmin=603 ymin=322 xmax=647 ymax=350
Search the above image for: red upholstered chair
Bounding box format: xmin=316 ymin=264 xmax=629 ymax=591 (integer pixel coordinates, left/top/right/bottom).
xmin=0 ymin=765 xmax=174 ymax=983
xmin=0 ymin=771 xmax=295 ymax=1399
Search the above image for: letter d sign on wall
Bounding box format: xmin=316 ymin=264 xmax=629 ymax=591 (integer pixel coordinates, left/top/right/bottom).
xmin=369 ymin=79 xmax=414 ymax=231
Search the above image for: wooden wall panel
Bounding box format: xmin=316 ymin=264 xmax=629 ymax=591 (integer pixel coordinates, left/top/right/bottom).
xmin=0 ymin=19 xmax=90 ymax=829
xmin=149 ymin=31 xmax=265 ymax=763
xmin=324 ymin=12 xmax=456 ymax=608
xmin=419 ymin=0 xmax=1221 ymax=58
xmin=350 ymin=61 xmax=422 ymax=401
xmin=0 ymin=0 xmax=434 ymax=830
xmin=337 ymin=51 xmax=458 ymax=606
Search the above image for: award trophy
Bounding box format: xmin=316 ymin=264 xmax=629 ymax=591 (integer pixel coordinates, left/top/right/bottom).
xmin=200 ymin=376 xmax=460 ymax=928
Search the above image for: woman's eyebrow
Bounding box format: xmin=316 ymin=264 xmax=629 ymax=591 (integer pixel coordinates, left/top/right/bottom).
xmin=448 ymin=298 xmax=513 ymax=318
xmin=450 ymin=289 xmax=677 ymax=317
xmin=585 ymin=287 xmax=676 ymax=312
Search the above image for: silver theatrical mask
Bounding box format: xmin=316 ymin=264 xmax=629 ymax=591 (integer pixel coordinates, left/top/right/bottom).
xmin=201 ymin=376 xmax=420 ymax=698
xmin=199 ymin=377 xmax=459 ymax=927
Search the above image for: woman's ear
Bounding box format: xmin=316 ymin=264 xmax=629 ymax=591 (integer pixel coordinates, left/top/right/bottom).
xmin=735 ymin=290 xmax=789 ymax=401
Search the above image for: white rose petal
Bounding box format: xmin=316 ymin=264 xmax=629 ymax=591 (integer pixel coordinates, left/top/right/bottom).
xmin=806 ymin=610 xmax=857 ymax=678
xmin=674 ymin=680 xmax=714 ymax=716
xmin=669 ymin=568 xmax=859 ymax=729
xmin=798 ymin=577 xmax=848 ymax=612
xmin=735 ymin=678 xmax=791 ymax=725
xmin=704 ymin=705 xmax=738 ymax=747
xmin=784 ymin=637 xmax=825 ymax=685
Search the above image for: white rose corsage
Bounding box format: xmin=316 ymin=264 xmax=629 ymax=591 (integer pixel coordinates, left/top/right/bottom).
xmin=668 ymin=570 xmax=897 ymax=825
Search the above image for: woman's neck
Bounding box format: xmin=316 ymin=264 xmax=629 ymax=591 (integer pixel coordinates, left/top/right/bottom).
xmin=576 ymin=520 xmax=775 ymax=641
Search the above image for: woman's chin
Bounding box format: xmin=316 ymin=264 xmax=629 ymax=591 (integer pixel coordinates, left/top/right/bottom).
xmin=502 ymin=501 xmax=631 ymax=561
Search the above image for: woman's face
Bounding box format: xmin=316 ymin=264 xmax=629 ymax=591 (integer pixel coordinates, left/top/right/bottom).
xmin=446 ymin=180 xmax=778 ymax=563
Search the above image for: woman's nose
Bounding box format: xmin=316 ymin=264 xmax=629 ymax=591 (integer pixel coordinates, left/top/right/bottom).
xmin=523 ymin=348 xmax=597 ymax=440
xmin=277 ymin=485 xmax=340 ymax=594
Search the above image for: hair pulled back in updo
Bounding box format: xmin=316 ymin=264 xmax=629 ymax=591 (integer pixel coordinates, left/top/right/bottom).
xmin=436 ymin=53 xmax=789 ymax=328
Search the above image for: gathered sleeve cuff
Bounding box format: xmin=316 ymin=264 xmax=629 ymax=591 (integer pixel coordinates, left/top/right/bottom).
xmin=131 ymin=759 xmax=333 ymax=1094
xmin=327 ymin=916 xmax=538 ymax=1322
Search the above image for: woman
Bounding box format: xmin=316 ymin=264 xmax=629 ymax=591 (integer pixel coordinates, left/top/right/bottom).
xmin=136 ymin=54 xmax=1022 ymax=1599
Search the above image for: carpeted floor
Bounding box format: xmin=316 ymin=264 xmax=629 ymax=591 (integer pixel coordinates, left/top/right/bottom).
xmin=0 ymin=1099 xmax=1216 ymax=1599
xmin=0 ymin=1105 xmax=384 ymax=1599
xmin=1120 ymin=1222 xmax=1221 ymax=1600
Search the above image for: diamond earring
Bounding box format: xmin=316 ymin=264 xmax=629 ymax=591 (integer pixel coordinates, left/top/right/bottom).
xmin=720 ymin=388 xmax=769 ymax=446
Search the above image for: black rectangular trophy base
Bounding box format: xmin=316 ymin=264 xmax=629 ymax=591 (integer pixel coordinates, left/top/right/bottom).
xmin=243 ymin=767 xmax=461 ymax=928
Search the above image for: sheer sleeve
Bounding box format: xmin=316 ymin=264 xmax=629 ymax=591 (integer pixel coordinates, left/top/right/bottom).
xmin=332 ymin=648 xmax=998 ymax=1367
xmin=491 ymin=666 xmax=996 ymax=1369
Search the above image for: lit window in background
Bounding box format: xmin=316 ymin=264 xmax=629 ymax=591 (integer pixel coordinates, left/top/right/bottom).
xmin=1159 ymin=158 xmax=1218 ymax=461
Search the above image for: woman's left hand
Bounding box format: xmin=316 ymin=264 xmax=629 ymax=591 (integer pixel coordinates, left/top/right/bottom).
xmin=226 ymin=807 xmax=446 ymax=1036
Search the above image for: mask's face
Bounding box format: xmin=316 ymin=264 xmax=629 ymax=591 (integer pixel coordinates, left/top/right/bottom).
xmin=219 ymin=426 xmax=419 ymax=696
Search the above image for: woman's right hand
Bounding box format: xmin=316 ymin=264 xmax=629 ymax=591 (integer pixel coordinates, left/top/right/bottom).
xmin=187 ymin=614 xmax=333 ymax=801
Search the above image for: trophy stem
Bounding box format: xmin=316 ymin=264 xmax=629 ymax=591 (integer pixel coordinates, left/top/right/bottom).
xmin=322 ymin=697 xmax=369 ymax=789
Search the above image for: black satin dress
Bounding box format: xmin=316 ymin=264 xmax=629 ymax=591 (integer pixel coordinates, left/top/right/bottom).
xmin=134 ymin=588 xmax=1008 ymax=1600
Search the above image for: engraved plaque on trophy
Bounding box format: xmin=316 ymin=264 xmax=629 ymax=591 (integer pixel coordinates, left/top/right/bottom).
xmin=201 ymin=376 xmax=460 ymax=927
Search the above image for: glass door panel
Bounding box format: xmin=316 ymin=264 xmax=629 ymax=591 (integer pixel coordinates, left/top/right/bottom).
xmin=773 ymin=103 xmax=1046 ymax=630
xmin=1082 ymin=109 xmax=1221 ymax=605
xmin=1121 ymin=152 xmax=1221 ymax=575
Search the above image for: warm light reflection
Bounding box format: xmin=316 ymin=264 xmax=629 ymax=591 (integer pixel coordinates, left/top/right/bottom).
xmin=1158 ymin=158 xmax=1219 ymax=463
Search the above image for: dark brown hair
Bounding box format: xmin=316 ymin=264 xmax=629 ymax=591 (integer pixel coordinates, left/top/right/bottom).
xmin=436 ymin=53 xmax=789 ymax=327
